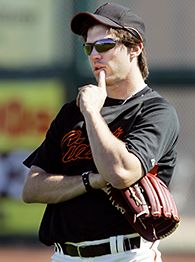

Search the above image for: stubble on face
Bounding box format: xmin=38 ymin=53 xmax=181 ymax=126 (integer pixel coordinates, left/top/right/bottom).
xmin=86 ymin=25 xmax=132 ymax=96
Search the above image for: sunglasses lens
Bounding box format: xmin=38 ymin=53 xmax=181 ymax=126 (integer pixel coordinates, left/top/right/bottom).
xmin=83 ymin=45 xmax=93 ymax=56
xmin=83 ymin=39 xmax=116 ymax=56
xmin=95 ymin=42 xmax=116 ymax=53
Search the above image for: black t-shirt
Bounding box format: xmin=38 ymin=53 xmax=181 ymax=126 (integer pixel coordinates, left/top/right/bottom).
xmin=23 ymin=86 xmax=179 ymax=246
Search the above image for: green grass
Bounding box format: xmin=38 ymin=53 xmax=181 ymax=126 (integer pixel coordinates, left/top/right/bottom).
xmin=0 ymin=198 xmax=46 ymax=235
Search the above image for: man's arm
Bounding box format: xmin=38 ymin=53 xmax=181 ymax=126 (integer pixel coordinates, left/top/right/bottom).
xmin=84 ymin=111 xmax=144 ymax=189
xmin=22 ymin=165 xmax=107 ymax=204
xmin=77 ymin=71 xmax=144 ymax=189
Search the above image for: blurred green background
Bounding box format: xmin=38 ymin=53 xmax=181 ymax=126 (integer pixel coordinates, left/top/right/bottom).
xmin=0 ymin=198 xmax=44 ymax=236
xmin=0 ymin=0 xmax=195 ymax=257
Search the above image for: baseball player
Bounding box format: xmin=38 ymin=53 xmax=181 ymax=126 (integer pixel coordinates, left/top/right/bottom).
xmin=22 ymin=3 xmax=179 ymax=262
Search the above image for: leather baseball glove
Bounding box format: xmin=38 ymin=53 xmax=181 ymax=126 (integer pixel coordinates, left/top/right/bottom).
xmin=105 ymin=166 xmax=180 ymax=242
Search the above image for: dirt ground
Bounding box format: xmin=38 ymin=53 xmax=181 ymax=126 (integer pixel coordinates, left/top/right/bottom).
xmin=0 ymin=247 xmax=195 ymax=262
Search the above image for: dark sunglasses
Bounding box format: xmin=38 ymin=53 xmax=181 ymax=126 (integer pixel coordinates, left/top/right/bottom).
xmin=83 ymin=38 xmax=117 ymax=56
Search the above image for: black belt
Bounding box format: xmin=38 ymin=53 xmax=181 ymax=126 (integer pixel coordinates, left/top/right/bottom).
xmin=56 ymin=237 xmax=140 ymax=257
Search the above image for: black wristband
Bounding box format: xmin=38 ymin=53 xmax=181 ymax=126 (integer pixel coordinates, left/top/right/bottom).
xmin=81 ymin=171 xmax=93 ymax=192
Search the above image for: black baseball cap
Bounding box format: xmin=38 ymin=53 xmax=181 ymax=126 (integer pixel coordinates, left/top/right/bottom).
xmin=71 ymin=2 xmax=145 ymax=42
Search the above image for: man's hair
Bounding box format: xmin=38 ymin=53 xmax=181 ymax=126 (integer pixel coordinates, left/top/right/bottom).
xmin=81 ymin=27 xmax=149 ymax=80
xmin=109 ymin=28 xmax=149 ymax=80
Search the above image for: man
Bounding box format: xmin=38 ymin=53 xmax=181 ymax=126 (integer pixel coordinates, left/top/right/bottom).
xmin=22 ymin=2 xmax=179 ymax=262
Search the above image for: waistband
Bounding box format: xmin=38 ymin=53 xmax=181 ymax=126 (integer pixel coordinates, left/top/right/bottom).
xmin=54 ymin=233 xmax=141 ymax=258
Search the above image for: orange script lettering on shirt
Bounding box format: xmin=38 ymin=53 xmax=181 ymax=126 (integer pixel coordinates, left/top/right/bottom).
xmin=61 ymin=127 xmax=124 ymax=163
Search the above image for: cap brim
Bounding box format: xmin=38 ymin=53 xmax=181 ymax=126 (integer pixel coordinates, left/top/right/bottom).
xmin=71 ymin=12 xmax=123 ymax=35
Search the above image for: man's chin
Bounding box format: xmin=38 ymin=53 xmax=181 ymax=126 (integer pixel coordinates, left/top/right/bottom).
xmin=93 ymin=71 xmax=114 ymax=85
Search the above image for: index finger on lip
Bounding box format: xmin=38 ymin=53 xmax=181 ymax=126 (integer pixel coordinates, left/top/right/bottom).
xmin=98 ymin=70 xmax=106 ymax=89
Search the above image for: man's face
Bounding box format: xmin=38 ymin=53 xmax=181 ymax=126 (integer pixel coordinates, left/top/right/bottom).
xmin=86 ymin=24 xmax=132 ymax=86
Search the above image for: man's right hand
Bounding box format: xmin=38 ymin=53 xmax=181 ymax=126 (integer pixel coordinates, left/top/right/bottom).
xmin=76 ymin=70 xmax=107 ymax=115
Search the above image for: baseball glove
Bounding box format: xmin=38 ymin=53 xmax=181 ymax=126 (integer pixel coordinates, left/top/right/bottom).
xmin=105 ymin=166 xmax=180 ymax=242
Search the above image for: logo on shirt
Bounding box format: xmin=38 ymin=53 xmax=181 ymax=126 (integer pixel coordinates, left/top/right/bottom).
xmin=150 ymin=158 xmax=156 ymax=167
xmin=61 ymin=127 xmax=124 ymax=163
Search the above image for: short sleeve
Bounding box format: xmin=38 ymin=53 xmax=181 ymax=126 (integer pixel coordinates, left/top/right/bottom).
xmin=125 ymin=97 xmax=179 ymax=174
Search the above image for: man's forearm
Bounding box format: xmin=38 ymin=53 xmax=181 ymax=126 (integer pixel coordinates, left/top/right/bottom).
xmin=83 ymin=111 xmax=144 ymax=189
xmin=22 ymin=166 xmax=107 ymax=204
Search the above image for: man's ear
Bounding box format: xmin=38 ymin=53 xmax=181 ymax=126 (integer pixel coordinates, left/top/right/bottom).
xmin=130 ymin=42 xmax=143 ymax=59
